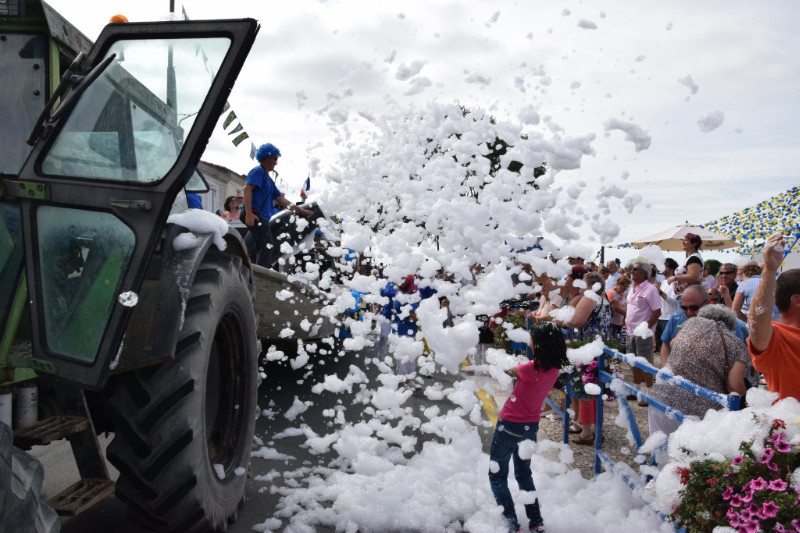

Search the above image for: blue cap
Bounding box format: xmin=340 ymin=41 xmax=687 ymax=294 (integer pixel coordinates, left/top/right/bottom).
xmin=255 ymin=143 xmax=281 ymax=161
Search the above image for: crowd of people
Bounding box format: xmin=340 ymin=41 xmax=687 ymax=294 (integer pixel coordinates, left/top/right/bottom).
xmin=368 ymin=231 xmax=799 ymax=533
xmin=497 ymin=233 xmax=799 ymax=532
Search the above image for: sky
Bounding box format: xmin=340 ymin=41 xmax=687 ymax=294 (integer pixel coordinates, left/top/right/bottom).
xmin=47 ymin=0 xmax=800 ymax=259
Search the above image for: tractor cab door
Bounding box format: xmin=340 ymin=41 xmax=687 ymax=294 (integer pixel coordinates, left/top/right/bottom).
xmin=6 ymin=19 xmax=258 ymax=389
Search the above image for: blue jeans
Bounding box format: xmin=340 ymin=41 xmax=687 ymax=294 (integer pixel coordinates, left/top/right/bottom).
xmin=488 ymin=418 xmax=543 ymax=531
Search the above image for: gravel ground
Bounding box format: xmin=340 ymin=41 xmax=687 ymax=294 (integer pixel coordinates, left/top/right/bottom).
xmin=536 ymin=363 xmax=653 ymax=480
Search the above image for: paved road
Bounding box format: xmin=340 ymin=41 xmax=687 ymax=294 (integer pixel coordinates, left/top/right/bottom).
xmin=33 ymin=337 xmax=491 ymax=532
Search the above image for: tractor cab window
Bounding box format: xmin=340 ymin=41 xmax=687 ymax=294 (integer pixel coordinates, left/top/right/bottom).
xmin=37 ymin=206 xmax=135 ymax=361
xmin=0 ymin=33 xmax=48 ymax=176
xmin=40 ymin=36 xmax=230 ymax=183
xmin=33 ymin=35 xmax=231 ymax=363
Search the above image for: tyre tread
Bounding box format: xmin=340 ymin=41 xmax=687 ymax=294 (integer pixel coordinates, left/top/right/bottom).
xmin=106 ymin=252 xmax=257 ymax=532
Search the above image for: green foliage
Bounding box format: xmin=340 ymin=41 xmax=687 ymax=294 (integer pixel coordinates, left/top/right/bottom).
xmin=670 ymin=417 xmax=800 ymax=533
xmin=493 ymin=311 xmax=527 ymax=352
xmin=704 ymin=259 xmax=722 ymax=277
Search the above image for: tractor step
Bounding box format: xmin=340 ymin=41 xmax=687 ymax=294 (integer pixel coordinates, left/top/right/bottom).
xmin=48 ymin=478 xmax=116 ymax=516
xmin=13 ymin=415 xmax=88 ymax=447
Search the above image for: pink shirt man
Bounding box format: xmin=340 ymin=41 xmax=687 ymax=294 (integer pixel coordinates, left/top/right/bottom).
xmin=625 ymin=280 xmax=661 ymax=336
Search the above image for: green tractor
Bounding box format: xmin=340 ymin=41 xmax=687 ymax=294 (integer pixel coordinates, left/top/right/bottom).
xmin=1 ymin=2 xmax=335 ymax=531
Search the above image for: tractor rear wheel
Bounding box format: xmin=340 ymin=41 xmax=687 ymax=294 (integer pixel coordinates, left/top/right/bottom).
xmin=106 ymin=251 xmax=258 ymax=532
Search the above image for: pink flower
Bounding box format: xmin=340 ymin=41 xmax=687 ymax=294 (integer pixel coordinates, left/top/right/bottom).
xmin=750 ymin=477 xmax=769 ymax=490
xmin=722 ymin=487 xmax=735 ymax=500
xmin=774 ymin=439 xmax=792 ymax=453
xmin=773 ymin=523 xmax=788 ymax=533
xmin=765 ymin=460 xmax=780 ymax=472
xmin=760 ymin=448 xmax=775 ymax=463
xmin=732 ymin=456 xmax=745 ymax=465
xmin=792 ymin=519 xmax=800 ymax=531
xmin=761 ymin=501 xmax=780 ymax=519
xmin=740 ymin=519 xmax=760 ymax=533
xmin=769 ymin=479 xmax=788 ymax=491
xmin=730 ymin=494 xmax=743 ymax=507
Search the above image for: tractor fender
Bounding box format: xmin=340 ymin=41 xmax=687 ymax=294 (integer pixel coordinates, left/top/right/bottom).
xmin=110 ymin=224 xmax=253 ymax=375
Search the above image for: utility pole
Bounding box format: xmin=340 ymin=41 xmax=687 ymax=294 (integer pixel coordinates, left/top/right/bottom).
xmin=166 ymin=0 xmax=177 ymax=127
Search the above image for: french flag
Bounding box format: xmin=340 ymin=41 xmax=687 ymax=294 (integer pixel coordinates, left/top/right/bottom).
xmin=301 ymin=176 xmax=310 ymax=196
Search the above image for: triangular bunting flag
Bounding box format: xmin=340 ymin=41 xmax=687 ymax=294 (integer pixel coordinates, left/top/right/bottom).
xmin=222 ymin=111 xmax=237 ymax=129
xmin=231 ymin=132 xmax=249 ymax=147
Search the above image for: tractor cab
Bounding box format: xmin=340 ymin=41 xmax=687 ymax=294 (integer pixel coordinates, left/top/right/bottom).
xmin=2 ymin=0 xmax=258 ymax=389
xmin=1 ymin=0 xmax=93 ymax=387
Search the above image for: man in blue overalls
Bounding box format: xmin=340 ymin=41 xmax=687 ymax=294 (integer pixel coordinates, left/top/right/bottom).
xmin=241 ymin=143 xmax=313 ymax=267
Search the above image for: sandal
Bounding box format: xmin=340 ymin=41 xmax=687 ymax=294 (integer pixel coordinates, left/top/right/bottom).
xmin=572 ymin=434 xmax=605 ymax=446
xmin=569 ymin=423 xmax=582 ymax=434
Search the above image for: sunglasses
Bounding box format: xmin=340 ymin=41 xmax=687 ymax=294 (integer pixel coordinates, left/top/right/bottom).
xmin=681 ymin=304 xmax=701 ymax=312
xmin=719 ymin=270 xmax=735 ymax=275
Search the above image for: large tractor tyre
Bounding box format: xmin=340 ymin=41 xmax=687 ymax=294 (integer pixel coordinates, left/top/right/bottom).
xmin=0 ymin=422 xmax=60 ymax=533
xmin=106 ymin=251 xmax=258 ymax=532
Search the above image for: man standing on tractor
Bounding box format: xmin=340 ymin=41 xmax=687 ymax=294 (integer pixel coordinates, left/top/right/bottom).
xmin=242 ymin=143 xmax=313 ymax=267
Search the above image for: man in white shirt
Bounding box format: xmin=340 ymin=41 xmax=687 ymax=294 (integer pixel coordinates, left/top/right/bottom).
xmin=655 ymin=258 xmax=679 ymax=351
xmin=605 ymin=260 xmax=621 ymax=292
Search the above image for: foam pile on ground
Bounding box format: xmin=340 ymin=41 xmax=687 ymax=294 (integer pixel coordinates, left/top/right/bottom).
xmin=254 ymin=427 xmax=672 ymax=532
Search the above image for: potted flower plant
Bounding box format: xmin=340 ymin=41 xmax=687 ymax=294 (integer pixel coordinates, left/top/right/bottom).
xmin=669 ymin=417 xmax=800 ymax=533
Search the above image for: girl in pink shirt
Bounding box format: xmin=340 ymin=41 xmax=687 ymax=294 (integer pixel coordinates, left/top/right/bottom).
xmin=489 ymin=321 xmax=568 ymax=533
